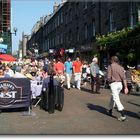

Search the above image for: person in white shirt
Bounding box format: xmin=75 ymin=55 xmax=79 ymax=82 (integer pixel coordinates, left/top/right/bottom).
xmin=13 ymin=66 xmax=26 ymax=78
xmin=4 ymin=65 xmax=14 ymax=77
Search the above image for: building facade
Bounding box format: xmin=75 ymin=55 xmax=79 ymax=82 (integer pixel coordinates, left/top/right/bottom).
xmin=27 ymin=1 xmax=140 ymax=62
xmin=0 ymin=0 xmax=11 ymax=54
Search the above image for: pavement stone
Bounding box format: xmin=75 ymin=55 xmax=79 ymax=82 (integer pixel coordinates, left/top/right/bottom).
xmin=0 ymin=83 xmax=140 ymax=135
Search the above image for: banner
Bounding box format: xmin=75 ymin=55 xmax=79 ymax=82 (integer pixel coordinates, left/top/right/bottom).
xmin=0 ymin=44 xmax=7 ymax=53
xmin=0 ymin=78 xmax=31 ymax=109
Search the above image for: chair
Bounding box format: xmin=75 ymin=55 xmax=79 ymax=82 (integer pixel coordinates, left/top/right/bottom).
xmin=31 ymin=80 xmax=43 ymax=107
xmin=100 ymin=77 xmax=107 ymax=89
xmin=33 ymin=96 xmax=42 ymax=108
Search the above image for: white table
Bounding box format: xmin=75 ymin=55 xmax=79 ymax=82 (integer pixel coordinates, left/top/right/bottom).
xmin=31 ymin=80 xmax=43 ymax=99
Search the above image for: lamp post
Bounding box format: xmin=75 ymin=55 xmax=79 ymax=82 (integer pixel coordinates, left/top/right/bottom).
xmin=0 ymin=37 xmax=3 ymax=43
xmin=32 ymin=43 xmax=39 ymax=57
xmin=12 ymin=27 xmax=18 ymax=36
xmin=6 ymin=27 xmax=18 ymax=54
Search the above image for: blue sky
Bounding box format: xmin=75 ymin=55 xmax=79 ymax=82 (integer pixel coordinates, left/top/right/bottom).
xmin=11 ymin=0 xmax=61 ymax=53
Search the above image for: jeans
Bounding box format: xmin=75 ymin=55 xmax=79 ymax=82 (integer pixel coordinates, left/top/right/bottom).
xmin=109 ymin=82 xmax=124 ymax=111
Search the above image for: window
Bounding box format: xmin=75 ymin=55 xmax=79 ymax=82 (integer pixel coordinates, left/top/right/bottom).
xmin=109 ymin=10 xmax=116 ymax=32
xmin=55 ymin=18 xmax=57 ymax=28
xmin=58 ymin=15 xmax=60 ymax=26
xmin=65 ymin=12 xmax=68 ymax=24
xmin=46 ymin=28 xmax=48 ymax=35
xmin=91 ymin=0 xmax=95 ymax=5
xmin=84 ymin=2 xmax=87 ymax=9
xmin=48 ymin=38 xmax=50 ymax=48
xmin=92 ymin=20 xmax=96 ymax=37
xmin=55 ymin=35 xmax=57 ymax=45
xmin=47 ymin=39 xmax=49 ymax=49
xmin=76 ymin=2 xmax=79 ymax=17
xmin=52 ymin=38 xmax=54 ymax=47
xmin=61 ymin=12 xmax=63 ymax=23
xmin=76 ymin=27 xmax=79 ymax=42
xmin=69 ymin=30 xmax=72 ymax=41
xmin=58 ymin=35 xmax=60 ymax=45
xmin=138 ymin=9 xmax=140 ymax=23
xmin=130 ymin=2 xmax=137 ymax=27
xmin=61 ymin=34 xmax=63 ymax=44
xmin=45 ymin=40 xmax=47 ymax=50
xmin=85 ymin=24 xmax=87 ymax=39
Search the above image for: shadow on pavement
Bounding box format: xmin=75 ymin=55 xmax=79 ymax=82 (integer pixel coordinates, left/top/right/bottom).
xmin=0 ymin=107 xmax=28 ymax=113
xmin=125 ymin=110 xmax=140 ymax=119
xmin=86 ymin=103 xmax=140 ymax=120
xmin=128 ymin=93 xmax=140 ymax=96
xmin=81 ymin=88 xmax=92 ymax=94
xmin=86 ymin=103 xmax=116 ymax=118
xmin=127 ymin=101 xmax=140 ymax=107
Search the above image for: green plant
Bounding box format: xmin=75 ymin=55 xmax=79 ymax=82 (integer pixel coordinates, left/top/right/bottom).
xmin=96 ymin=24 xmax=140 ymax=46
xmin=127 ymin=49 xmax=135 ymax=62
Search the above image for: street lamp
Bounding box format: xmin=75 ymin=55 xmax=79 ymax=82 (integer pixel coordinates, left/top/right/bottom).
xmin=12 ymin=27 xmax=18 ymax=36
xmin=6 ymin=27 xmax=18 ymax=54
xmin=0 ymin=37 xmax=3 ymax=43
xmin=8 ymin=27 xmax=17 ymax=36
xmin=32 ymin=43 xmax=39 ymax=56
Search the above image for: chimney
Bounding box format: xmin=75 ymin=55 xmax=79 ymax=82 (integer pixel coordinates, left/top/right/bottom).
xmin=53 ymin=2 xmax=59 ymax=12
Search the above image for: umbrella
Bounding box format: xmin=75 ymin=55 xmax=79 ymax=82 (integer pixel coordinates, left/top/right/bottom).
xmin=0 ymin=54 xmax=17 ymax=62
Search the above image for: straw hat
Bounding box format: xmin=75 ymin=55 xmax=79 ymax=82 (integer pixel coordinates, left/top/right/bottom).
xmin=26 ymin=73 xmax=34 ymax=80
xmin=127 ymin=65 xmax=135 ymax=70
xmin=132 ymin=70 xmax=140 ymax=75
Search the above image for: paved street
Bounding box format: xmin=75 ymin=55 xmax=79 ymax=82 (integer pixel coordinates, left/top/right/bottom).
xmin=0 ymin=84 xmax=140 ymax=135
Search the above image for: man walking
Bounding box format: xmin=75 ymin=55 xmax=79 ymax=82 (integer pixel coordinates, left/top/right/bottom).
xmin=54 ymin=58 xmax=64 ymax=75
xmin=73 ymin=57 xmax=82 ymax=90
xmin=64 ymin=57 xmax=73 ymax=90
xmin=90 ymin=57 xmax=100 ymax=93
xmin=107 ymin=56 xmax=128 ymax=121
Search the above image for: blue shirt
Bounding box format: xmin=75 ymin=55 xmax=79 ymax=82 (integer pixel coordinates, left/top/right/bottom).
xmin=64 ymin=61 xmax=73 ymax=74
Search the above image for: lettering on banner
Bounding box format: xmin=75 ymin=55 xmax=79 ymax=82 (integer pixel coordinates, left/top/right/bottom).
xmin=0 ymin=81 xmax=22 ymax=107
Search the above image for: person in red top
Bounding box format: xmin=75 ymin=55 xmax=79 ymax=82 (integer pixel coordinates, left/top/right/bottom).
xmin=73 ymin=57 xmax=82 ymax=90
xmin=54 ymin=58 xmax=64 ymax=75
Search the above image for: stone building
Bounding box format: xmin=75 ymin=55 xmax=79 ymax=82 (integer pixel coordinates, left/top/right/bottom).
xmin=0 ymin=0 xmax=11 ymax=54
xmin=27 ymin=1 xmax=140 ymax=62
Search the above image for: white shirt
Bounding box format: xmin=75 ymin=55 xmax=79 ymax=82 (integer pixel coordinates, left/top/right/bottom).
xmin=13 ymin=72 xmax=26 ymax=78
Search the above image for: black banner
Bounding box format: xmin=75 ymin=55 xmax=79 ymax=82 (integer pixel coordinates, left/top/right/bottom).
xmin=0 ymin=78 xmax=31 ymax=109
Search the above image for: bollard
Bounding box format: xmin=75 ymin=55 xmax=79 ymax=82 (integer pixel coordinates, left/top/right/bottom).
xmin=48 ymin=74 xmax=55 ymax=114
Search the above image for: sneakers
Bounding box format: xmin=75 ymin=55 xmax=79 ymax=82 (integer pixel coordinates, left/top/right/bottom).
xmin=95 ymin=91 xmax=101 ymax=94
xmin=108 ymin=109 xmax=112 ymax=116
xmin=138 ymin=112 xmax=140 ymax=118
xmin=118 ymin=116 xmax=127 ymax=121
xmin=77 ymin=87 xmax=81 ymax=90
xmin=72 ymin=85 xmax=75 ymax=88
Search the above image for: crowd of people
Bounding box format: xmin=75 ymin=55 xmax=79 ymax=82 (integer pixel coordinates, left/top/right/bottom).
xmin=0 ymin=55 xmax=140 ymax=121
xmin=0 ymin=56 xmax=101 ymax=92
xmin=0 ymin=55 xmax=139 ymax=95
